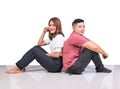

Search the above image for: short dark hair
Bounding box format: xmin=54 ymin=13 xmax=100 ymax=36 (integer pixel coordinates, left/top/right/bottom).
xmin=72 ymin=18 xmax=84 ymax=26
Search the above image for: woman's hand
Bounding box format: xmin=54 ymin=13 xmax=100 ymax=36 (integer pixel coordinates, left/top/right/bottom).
xmin=43 ymin=27 xmax=50 ymax=33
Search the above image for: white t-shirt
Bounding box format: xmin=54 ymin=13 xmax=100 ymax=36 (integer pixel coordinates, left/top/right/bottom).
xmin=44 ymin=34 xmax=65 ymax=53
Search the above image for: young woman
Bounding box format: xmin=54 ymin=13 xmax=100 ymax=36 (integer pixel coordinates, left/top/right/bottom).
xmin=6 ymin=17 xmax=65 ymax=74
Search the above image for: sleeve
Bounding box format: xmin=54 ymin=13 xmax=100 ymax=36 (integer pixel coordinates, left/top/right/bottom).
xmin=44 ymin=38 xmax=50 ymax=45
xmin=70 ymin=34 xmax=90 ymax=47
xmin=54 ymin=35 xmax=65 ymax=52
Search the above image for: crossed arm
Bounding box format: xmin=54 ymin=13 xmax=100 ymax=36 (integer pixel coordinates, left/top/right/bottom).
xmin=82 ymin=41 xmax=108 ymax=59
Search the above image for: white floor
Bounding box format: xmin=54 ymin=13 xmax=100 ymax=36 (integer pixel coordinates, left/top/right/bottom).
xmin=0 ymin=65 xmax=120 ymax=89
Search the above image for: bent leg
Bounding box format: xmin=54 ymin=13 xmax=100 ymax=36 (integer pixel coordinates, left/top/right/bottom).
xmin=66 ymin=48 xmax=111 ymax=74
xmin=6 ymin=46 xmax=44 ymax=74
xmin=66 ymin=48 xmax=92 ymax=74
xmin=6 ymin=46 xmax=62 ymax=74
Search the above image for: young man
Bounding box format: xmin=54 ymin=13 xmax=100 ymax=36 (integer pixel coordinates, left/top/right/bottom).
xmin=62 ymin=18 xmax=111 ymax=74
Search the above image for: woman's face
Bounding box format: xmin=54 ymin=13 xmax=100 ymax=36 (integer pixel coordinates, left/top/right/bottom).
xmin=49 ymin=21 xmax=56 ymax=34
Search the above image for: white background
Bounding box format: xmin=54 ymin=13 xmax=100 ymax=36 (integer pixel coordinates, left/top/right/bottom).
xmin=0 ymin=0 xmax=120 ymax=65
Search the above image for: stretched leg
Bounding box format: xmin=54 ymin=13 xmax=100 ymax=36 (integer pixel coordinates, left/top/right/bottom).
xmin=6 ymin=46 xmax=62 ymax=74
xmin=6 ymin=46 xmax=42 ymax=74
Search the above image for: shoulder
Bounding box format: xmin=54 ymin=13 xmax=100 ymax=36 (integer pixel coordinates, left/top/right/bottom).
xmin=69 ymin=32 xmax=90 ymax=44
xmin=55 ymin=34 xmax=64 ymax=39
xmin=53 ymin=34 xmax=65 ymax=43
xmin=70 ymin=32 xmax=82 ymax=39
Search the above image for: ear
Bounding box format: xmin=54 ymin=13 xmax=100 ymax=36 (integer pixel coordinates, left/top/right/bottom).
xmin=72 ymin=26 xmax=75 ymax=31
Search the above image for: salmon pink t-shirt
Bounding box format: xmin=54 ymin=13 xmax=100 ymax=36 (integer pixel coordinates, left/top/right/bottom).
xmin=62 ymin=32 xmax=90 ymax=70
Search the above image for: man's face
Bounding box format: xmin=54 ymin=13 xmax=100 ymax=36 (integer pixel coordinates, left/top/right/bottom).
xmin=73 ymin=22 xmax=85 ymax=35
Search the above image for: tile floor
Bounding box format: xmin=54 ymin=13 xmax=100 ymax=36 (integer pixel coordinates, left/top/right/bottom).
xmin=0 ymin=65 xmax=120 ymax=89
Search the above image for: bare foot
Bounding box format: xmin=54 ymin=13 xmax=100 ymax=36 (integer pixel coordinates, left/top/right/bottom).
xmin=6 ymin=67 xmax=25 ymax=74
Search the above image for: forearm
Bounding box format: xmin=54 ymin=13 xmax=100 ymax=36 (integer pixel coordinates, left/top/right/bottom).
xmin=83 ymin=41 xmax=107 ymax=55
xmin=37 ymin=31 xmax=46 ymax=46
xmin=94 ymin=46 xmax=107 ymax=55
xmin=90 ymin=42 xmax=108 ymax=59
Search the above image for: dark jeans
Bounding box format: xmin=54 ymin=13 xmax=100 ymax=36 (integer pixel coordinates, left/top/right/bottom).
xmin=16 ymin=46 xmax=63 ymax=72
xmin=66 ymin=48 xmax=104 ymax=74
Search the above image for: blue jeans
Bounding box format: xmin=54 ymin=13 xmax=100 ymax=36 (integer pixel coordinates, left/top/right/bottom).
xmin=66 ymin=48 xmax=104 ymax=74
xmin=16 ymin=46 xmax=63 ymax=72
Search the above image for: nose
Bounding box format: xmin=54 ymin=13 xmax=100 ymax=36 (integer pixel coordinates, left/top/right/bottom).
xmin=81 ymin=28 xmax=84 ymax=31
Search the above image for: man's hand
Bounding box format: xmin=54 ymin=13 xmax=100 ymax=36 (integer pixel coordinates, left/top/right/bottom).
xmin=102 ymin=53 xmax=108 ymax=59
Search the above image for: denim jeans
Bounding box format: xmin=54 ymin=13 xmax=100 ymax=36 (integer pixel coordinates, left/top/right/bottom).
xmin=66 ymin=48 xmax=104 ymax=74
xmin=16 ymin=46 xmax=63 ymax=72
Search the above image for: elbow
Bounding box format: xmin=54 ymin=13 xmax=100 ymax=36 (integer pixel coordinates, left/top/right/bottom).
xmin=37 ymin=41 xmax=42 ymax=46
xmin=37 ymin=43 xmax=41 ymax=46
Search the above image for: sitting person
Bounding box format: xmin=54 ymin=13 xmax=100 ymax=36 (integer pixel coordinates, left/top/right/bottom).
xmin=62 ymin=18 xmax=111 ymax=74
xmin=6 ymin=17 xmax=65 ymax=74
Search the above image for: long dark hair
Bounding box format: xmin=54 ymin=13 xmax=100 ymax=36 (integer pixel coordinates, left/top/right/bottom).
xmin=48 ymin=17 xmax=64 ymax=40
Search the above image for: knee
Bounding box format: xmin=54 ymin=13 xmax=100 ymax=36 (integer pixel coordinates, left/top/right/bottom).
xmin=33 ymin=45 xmax=41 ymax=48
xmin=32 ymin=45 xmax=42 ymax=50
xmin=31 ymin=46 xmax=40 ymax=53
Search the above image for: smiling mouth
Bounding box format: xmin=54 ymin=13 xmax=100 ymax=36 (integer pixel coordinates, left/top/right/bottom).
xmin=50 ymin=29 xmax=54 ymax=31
